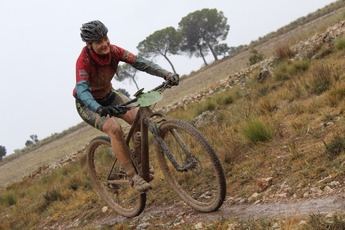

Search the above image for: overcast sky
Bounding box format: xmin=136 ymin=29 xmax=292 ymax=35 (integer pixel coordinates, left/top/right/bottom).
xmin=0 ymin=0 xmax=336 ymax=154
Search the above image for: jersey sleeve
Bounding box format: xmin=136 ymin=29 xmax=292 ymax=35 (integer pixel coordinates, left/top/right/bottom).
xmin=112 ymin=45 xmax=171 ymax=78
xmin=75 ymin=58 xmax=101 ymax=112
xmin=131 ymin=56 xmax=170 ymax=78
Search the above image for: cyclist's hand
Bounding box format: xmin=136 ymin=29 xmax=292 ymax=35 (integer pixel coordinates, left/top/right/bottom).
xmin=96 ymin=105 xmax=129 ymax=117
xmin=165 ymin=73 xmax=179 ymax=86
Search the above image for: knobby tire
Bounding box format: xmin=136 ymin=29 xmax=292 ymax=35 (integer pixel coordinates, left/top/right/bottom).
xmin=87 ymin=136 xmax=146 ymax=217
xmin=154 ymin=120 xmax=226 ymax=212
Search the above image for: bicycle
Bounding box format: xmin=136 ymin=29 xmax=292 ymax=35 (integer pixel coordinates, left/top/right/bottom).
xmin=86 ymin=81 xmax=227 ymax=217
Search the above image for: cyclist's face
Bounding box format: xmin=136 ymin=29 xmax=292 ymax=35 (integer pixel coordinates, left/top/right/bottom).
xmin=91 ymin=36 xmax=110 ymax=55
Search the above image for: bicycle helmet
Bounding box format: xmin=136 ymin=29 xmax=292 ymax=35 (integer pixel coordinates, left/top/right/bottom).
xmin=80 ymin=20 xmax=108 ymax=42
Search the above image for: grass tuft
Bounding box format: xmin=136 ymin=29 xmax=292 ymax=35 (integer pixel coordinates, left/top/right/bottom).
xmin=335 ymin=37 xmax=345 ymax=50
xmin=248 ymin=49 xmax=265 ymax=66
xmin=273 ymin=59 xmax=310 ymax=81
xmin=242 ymin=119 xmax=273 ymax=143
xmin=307 ymin=214 xmax=345 ymax=229
xmin=308 ymin=64 xmax=333 ymax=95
xmin=274 ymin=44 xmax=295 ymax=60
xmin=324 ymin=135 xmax=345 ymax=159
xmin=0 ymin=192 xmax=16 ymax=206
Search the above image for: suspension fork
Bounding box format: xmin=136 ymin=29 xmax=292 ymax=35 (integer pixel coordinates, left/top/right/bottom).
xmin=146 ymin=118 xmax=197 ymax=172
xmin=138 ymin=108 xmax=153 ymax=182
xmin=140 ymin=118 xmax=150 ymax=181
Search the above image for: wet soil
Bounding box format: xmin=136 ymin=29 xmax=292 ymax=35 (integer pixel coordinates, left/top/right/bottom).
xmin=94 ymin=194 xmax=345 ymax=228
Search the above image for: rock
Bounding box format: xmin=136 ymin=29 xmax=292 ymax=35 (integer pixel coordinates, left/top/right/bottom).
xmin=323 ymin=186 xmax=334 ymax=193
xmin=199 ymin=191 xmax=212 ymax=199
xmin=272 ymin=222 xmax=280 ymax=229
xmin=329 ymin=181 xmax=340 ymax=188
xmin=254 ymin=200 xmax=262 ymax=205
xmin=303 ymin=192 xmax=310 ymax=198
xmin=136 ymin=222 xmax=150 ymax=230
xmin=194 ymin=222 xmax=203 ymax=229
xmin=317 ymin=175 xmax=332 ymax=184
xmin=239 ymin=198 xmax=247 ymax=204
xmin=275 ymin=193 xmax=288 ymax=198
xmin=257 ymin=177 xmax=273 ymax=192
xmin=227 ymin=223 xmax=239 ymax=230
xmin=248 ymin=192 xmax=260 ymax=202
xmin=326 ymin=212 xmax=335 ymax=219
xmin=299 ymin=220 xmax=307 ymax=226
xmin=101 ymin=206 xmax=108 ymax=213
xmin=192 ymin=111 xmax=219 ymax=128
xmin=257 ymin=67 xmax=271 ymax=82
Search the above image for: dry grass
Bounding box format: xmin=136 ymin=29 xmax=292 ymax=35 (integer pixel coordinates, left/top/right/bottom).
xmin=2 ymin=48 xmax=341 ymax=227
xmin=274 ymin=44 xmax=295 ymax=60
xmin=2 ymin=3 xmax=345 ymax=228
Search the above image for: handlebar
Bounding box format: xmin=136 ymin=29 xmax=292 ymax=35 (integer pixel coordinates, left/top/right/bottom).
xmin=120 ymin=81 xmax=173 ymax=107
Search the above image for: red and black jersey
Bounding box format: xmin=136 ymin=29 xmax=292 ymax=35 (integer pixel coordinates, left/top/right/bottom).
xmin=73 ymin=44 xmax=170 ymax=111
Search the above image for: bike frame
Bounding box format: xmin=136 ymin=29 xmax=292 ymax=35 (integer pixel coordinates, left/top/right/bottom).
xmin=118 ymin=82 xmax=169 ymax=182
xmin=124 ymin=106 xmax=163 ymax=182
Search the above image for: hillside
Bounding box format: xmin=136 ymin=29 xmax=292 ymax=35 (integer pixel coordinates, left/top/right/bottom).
xmin=2 ymin=2 xmax=345 ymax=229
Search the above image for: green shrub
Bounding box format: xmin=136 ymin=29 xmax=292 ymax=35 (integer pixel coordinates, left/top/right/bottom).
xmin=42 ymin=188 xmax=64 ymax=206
xmin=256 ymin=85 xmax=270 ymax=97
xmin=196 ymin=100 xmax=216 ymax=115
xmin=335 ymin=37 xmax=345 ymax=50
xmin=248 ymin=49 xmax=265 ymax=65
xmin=309 ymin=64 xmax=333 ymax=95
xmin=68 ymin=178 xmax=80 ymax=191
xmin=0 ymin=193 xmax=17 ymax=206
xmin=274 ymin=44 xmax=295 ymax=60
xmin=216 ymin=95 xmax=234 ymax=105
xmin=242 ymin=119 xmax=273 ymax=143
xmin=292 ymin=59 xmax=310 ymax=73
xmin=273 ymin=60 xmax=310 ymax=81
xmin=324 ymin=135 xmax=345 ymax=159
xmin=273 ymin=62 xmax=291 ymax=81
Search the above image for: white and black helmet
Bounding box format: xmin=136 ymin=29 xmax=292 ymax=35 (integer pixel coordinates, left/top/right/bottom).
xmin=80 ymin=20 xmax=108 ymax=42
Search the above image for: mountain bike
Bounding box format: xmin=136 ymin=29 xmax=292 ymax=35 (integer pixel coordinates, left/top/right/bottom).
xmin=86 ymin=81 xmax=227 ymax=217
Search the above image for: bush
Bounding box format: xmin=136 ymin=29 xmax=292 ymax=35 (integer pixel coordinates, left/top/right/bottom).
xmin=273 ymin=60 xmax=310 ymax=81
xmin=274 ymin=44 xmax=295 ymax=60
xmin=42 ymin=188 xmax=64 ymax=206
xmin=327 ymin=86 xmax=345 ymax=107
xmin=308 ymin=64 xmax=333 ymax=95
xmin=242 ymin=119 xmax=273 ymax=143
xmin=335 ymin=37 xmax=345 ymax=50
xmin=248 ymin=49 xmax=265 ymax=66
xmin=0 ymin=193 xmax=17 ymax=206
xmin=292 ymin=59 xmax=310 ymax=73
xmin=196 ymin=100 xmax=217 ymax=115
xmin=324 ymin=135 xmax=345 ymax=159
xmin=216 ymin=95 xmax=234 ymax=105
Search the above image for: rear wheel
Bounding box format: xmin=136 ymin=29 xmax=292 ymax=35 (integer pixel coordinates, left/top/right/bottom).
xmin=155 ymin=120 xmax=226 ymax=212
xmin=87 ymin=136 xmax=145 ymax=217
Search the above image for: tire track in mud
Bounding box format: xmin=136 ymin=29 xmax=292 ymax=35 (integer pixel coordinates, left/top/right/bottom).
xmin=95 ymin=194 xmax=345 ymax=227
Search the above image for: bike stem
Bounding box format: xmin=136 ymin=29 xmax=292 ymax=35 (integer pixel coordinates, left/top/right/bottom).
xmin=120 ymin=82 xmax=170 ymax=107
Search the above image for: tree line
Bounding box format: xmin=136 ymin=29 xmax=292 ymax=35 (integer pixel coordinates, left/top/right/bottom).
xmin=116 ymin=8 xmax=230 ymax=89
xmin=0 ymin=134 xmax=39 ymax=160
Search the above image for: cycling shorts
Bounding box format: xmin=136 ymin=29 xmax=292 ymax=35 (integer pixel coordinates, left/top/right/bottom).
xmin=75 ymin=90 xmax=130 ymax=131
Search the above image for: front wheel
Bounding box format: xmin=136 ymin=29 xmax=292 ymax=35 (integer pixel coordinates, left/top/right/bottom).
xmin=154 ymin=120 xmax=226 ymax=212
xmin=87 ymin=136 xmax=146 ymax=217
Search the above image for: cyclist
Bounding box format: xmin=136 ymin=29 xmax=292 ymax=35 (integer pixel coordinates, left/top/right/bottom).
xmin=73 ymin=20 xmax=179 ymax=192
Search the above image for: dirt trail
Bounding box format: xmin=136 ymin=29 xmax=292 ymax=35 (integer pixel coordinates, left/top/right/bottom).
xmin=94 ymin=194 xmax=345 ymax=227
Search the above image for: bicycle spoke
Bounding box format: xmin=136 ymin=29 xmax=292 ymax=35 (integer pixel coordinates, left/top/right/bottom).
xmin=156 ymin=120 xmax=226 ymax=212
xmin=87 ymin=136 xmax=145 ymax=217
xmin=170 ymin=128 xmax=193 ymax=157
